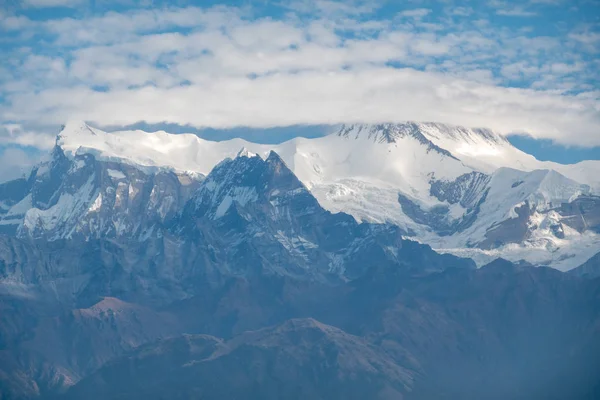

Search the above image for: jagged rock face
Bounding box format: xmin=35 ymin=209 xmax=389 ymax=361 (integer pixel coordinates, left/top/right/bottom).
xmin=395 ymin=167 xmax=598 ymax=257
xmin=430 ymin=171 xmax=490 ymax=208
xmin=2 ymin=121 xmax=598 ymax=269
xmin=478 ymin=201 xmax=534 ymax=250
xmin=1 ymin=122 xmax=599 ymax=400
xmin=0 ymin=177 xmax=35 ymax=230
xmin=0 ymin=147 xmax=70 ymax=236
xmin=0 ymin=150 xmax=478 ymax=400
xmin=559 ymin=195 xmax=600 ymax=233
xmin=0 ymin=150 xmax=475 ymax=308
xmin=337 ymin=123 xmax=458 ymax=159
xmin=0 ymin=147 xmax=203 ymax=241
xmin=171 ymin=151 xmax=474 ymax=281
xmin=0 ymin=147 xmax=598 ymax=400
xmin=185 ymin=150 xmax=321 ymax=224
xmin=0 ymin=236 xmax=185 ymax=306
xmin=472 ymin=176 xmax=599 ymax=250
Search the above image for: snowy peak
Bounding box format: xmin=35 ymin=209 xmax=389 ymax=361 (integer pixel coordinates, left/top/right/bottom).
xmin=417 ymin=122 xmax=509 ymax=146
xmin=59 ymin=120 xmax=96 ymax=136
xmin=265 ymin=150 xmax=290 ymax=173
xmin=489 ymin=167 xmax=590 ymax=210
xmin=336 ymin=123 xmax=450 ymax=151
xmin=335 ymin=122 xmax=507 ymax=147
xmin=191 ymin=150 xmax=313 ymax=221
xmin=336 ymin=123 xmax=411 ymax=143
xmin=448 ymin=166 xmax=599 ymax=257
xmin=2 ymin=119 xmax=597 ymax=270
xmin=56 ymin=120 xmax=98 ymax=145
xmin=334 ymin=122 xmax=519 ymax=173
xmin=335 ymin=122 xmax=466 ymax=160
xmin=236 ymin=147 xmax=259 ymax=159
xmin=54 ymin=122 xmax=226 ymax=175
xmin=0 ymin=142 xmax=203 ymax=240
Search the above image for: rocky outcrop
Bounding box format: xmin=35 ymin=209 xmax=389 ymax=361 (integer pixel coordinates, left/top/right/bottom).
xmin=0 ymin=145 xmax=203 ymax=241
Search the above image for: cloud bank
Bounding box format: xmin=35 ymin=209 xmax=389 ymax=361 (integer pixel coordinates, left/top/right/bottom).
xmin=0 ymin=0 xmax=599 ymax=147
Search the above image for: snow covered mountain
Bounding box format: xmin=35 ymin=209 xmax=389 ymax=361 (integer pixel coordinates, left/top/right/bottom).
xmin=0 ymin=120 xmax=598 ymax=270
xmin=1 ymin=121 xmax=600 ymax=400
xmin=0 ymin=147 xmax=473 ymax=307
xmin=0 ymin=137 xmax=202 ymax=240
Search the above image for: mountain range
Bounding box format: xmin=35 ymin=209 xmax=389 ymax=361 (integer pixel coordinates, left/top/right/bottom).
xmin=1 ymin=121 xmax=598 ymax=269
xmin=0 ymin=121 xmax=599 ymax=399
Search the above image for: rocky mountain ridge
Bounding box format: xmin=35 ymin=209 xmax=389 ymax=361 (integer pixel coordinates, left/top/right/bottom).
xmin=0 ymin=131 xmax=599 ymax=399
xmin=1 ymin=121 xmax=598 ymax=270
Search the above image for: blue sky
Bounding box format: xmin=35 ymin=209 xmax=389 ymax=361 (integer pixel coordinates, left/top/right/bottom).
xmin=508 ymin=135 xmax=600 ymax=163
xmin=0 ymin=0 xmax=599 ymax=180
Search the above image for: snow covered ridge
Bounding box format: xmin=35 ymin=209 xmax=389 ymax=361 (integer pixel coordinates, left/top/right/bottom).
xmin=1 ymin=120 xmax=599 ymax=271
xmin=0 ymin=144 xmax=204 ymax=241
xmin=56 ymin=120 xmax=599 ymax=187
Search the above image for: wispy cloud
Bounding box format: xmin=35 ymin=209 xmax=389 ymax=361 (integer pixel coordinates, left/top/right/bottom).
xmin=569 ymin=31 xmax=600 ymax=45
xmin=489 ymin=0 xmax=538 ymax=17
xmin=496 ymin=8 xmax=537 ymax=17
xmin=282 ymin=0 xmax=380 ymax=17
xmin=0 ymin=124 xmax=56 ymax=149
xmin=398 ymin=8 xmax=431 ymax=19
xmin=449 ymin=7 xmax=474 ymax=17
xmin=21 ymin=0 xmax=84 ymax=8
xmin=0 ymin=147 xmax=40 ymax=182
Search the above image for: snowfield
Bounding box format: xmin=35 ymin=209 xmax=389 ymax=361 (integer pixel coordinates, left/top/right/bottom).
xmin=6 ymin=120 xmax=600 ymax=270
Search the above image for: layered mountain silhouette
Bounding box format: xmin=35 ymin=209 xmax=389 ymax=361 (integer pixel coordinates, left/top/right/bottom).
xmin=0 ymin=124 xmax=599 ymax=399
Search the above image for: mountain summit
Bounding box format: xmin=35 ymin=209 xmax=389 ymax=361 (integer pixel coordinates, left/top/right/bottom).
xmin=0 ymin=121 xmax=598 ymax=269
xmin=0 ymin=122 xmax=599 ymax=400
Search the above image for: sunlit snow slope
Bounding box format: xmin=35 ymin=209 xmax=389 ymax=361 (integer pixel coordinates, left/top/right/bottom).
xmin=3 ymin=120 xmax=599 ymax=270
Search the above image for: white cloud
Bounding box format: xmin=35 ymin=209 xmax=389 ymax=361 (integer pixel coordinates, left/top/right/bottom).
xmin=21 ymin=0 xmax=85 ymax=8
xmin=283 ymin=0 xmax=380 ymax=17
xmin=398 ymin=8 xmax=431 ymax=19
xmin=44 ymin=6 xmax=241 ymax=46
xmin=490 ymin=0 xmax=537 ymax=17
xmin=0 ymin=124 xmax=56 ymax=149
xmin=449 ymin=7 xmax=473 ymax=17
xmin=0 ymin=3 xmax=599 ymax=148
xmin=568 ymin=32 xmax=600 ymax=46
xmin=496 ymin=8 xmax=537 ymax=17
xmin=0 ymin=147 xmax=40 ymax=183
xmin=0 ymin=13 xmax=33 ymax=30
xmin=0 ymin=123 xmax=54 ymax=182
xmin=4 ymin=68 xmax=598 ymax=146
xmin=529 ymin=0 xmax=564 ymax=4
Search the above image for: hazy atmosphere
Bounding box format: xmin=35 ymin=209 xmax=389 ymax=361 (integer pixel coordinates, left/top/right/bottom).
xmin=1 ymin=1 xmax=599 ymax=399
